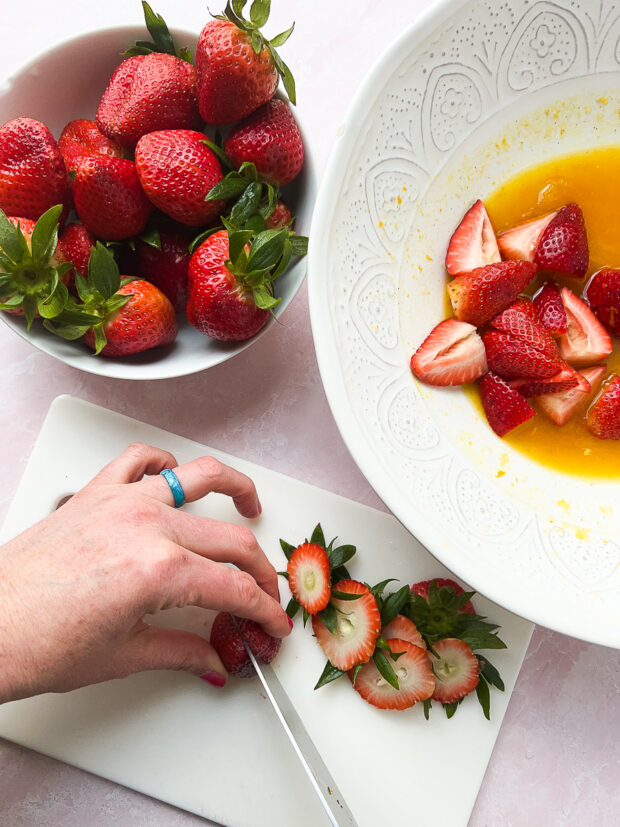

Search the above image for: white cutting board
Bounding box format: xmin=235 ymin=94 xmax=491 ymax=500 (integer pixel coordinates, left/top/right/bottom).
xmin=0 ymin=396 xmax=533 ymax=827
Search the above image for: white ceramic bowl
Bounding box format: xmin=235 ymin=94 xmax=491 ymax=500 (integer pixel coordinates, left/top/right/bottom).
xmin=0 ymin=26 xmax=316 ymax=380
xmin=309 ymin=0 xmax=620 ymax=647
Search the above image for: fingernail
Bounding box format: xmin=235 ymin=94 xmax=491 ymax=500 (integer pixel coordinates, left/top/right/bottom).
xmin=287 ymin=616 xmax=294 ymax=629
xmin=258 ymin=499 xmax=263 ymax=514
xmin=200 ymin=671 xmax=226 ymax=688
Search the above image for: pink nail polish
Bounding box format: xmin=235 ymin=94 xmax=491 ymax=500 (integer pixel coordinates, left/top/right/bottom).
xmin=200 ymin=672 xmax=226 ymax=688
xmin=258 ymin=500 xmax=263 ymax=514
xmin=287 ymin=616 xmax=294 ymax=629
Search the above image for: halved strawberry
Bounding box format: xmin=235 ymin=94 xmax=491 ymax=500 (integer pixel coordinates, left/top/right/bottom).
xmin=311 ymin=580 xmax=381 ymax=671
xmin=535 ymin=204 xmax=589 ymax=277
xmin=445 ymin=200 xmax=500 ymax=277
xmin=537 ymin=368 xmax=601 ymax=425
xmin=287 ymin=542 xmax=331 ymax=614
xmin=410 ymin=578 xmax=475 ymax=614
xmin=585 ymin=268 xmax=620 ymax=337
xmin=497 ymin=211 xmax=556 ymax=262
xmin=586 ymin=375 xmax=620 ymax=439
xmin=350 ymin=639 xmax=434 ymax=710
xmin=429 ymin=638 xmax=479 ymax=704
xmin=410 ymin=319 xmax=487 ymax=386
xmin=381 ymin=615 xmax=426 ymax=649
xmin=533 ymin=282 xmax=567 ymax=336
xmin=510 ymin=362 xmax=579 ymax=397
xmin=558 ymin=287 xmax=613 ymax=365
xmin=448 ymin=260 xmax=538 ymax=326
xmin=482 ymin=331 xmax=562 ymax=380
xmin=490 ymin=297 xmax=559 ymax=360
xmin=478 ymin=371 xmax=536 ymax=436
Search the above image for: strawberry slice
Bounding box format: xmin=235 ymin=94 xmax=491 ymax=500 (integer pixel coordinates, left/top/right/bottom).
xmin=312 ymin=580 xmax=381 ymax=671
xmin=429 ymin=638 xmax=479 ymax=703
xmin=445 ymin=200 xmax=500 ymax=277
xmin=490 ymin=297 xmax=559 ymax=359
xmin=510 ymin=362 xmax=579 ymax=397
xmin=410 ymin=319 xmax=487 ymax=386
xmin=535 ymin=203 xmax=589 ymax=277
xmin=533 ymin=283 xmax=567 ymax=336
xmin=537 ymin=367 xmax=604 ymax=425
xmin=497 ymin=211 xmax=556 ymax=262
xmin=478 ymin=371 xmax=536 ymax=436
xmin=586 ymin=375 xmax=620 ymax=439
xmin=585 ymin=268 xmax=620 ymax=337
xmin=448 ymin=260 xmax=538 ymax=326
xmin=350 ymin=639 xmax=435 ymax=710
xmin=558 ymin=287 xmax=613 ymax=365
xmin=482 ymin=330 xmax=562 ymax=380
xmin=381 ymin=615 xmax=426 ymax=649
xmin=287 ymin=542 xmax=331 ymax=614
xmin=410 ymin=578 xmax=475 ymax=614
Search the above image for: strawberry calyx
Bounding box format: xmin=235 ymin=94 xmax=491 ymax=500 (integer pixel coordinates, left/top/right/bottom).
xmin=124 ymin=1 xmax=193 ymax=62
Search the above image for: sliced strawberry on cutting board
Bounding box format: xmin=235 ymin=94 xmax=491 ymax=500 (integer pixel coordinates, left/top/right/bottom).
xmin=558 ymin=287 xmax=613 ymax=365
xmin=350 ymin=639 xmax=435 ymax=710
xmin=490 ymin=297 xmax=559 ymax=360
xmin=381 ymin=615 xmax=426 ymax=649
xmin=312 ymin=580 xmax=381 ymax=671
xmin=478 ymin=371 xmax=536 ymax=436
xmin=482 ymin=330 xmax=562 ymax=380
xmin=287 ymin=542 xmax=331 ymax=614
xmin=537 ymin=367 xmax=603 ymax=426
xmin=497 ymin=210 xmax=556 ymax=262
xmin=410 ymin=319 xmax=487 ymax=386
xmin=535 ymin=203 xmax=589 ymax=277
xmin=445 ymin=200 xmax=501 ymax=277
xmin=585 ymin=268 xmax=620 ymax=337
xmin=448 ymin=260 xmax=537 ymax=326
xmin=410 ymin=578 xmax=475 ymax=614
xmin=429 ymin=638 xmax=479 ymax=704
xmin=533 ymin=282 xmax=567 ymax=336
xmin=511 ymin=362 xmax=580 ymax=397
xmin=586 ymin=375 xmax=620 ymax=439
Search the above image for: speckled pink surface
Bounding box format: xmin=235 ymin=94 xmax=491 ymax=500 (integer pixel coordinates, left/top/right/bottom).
xmin=0 ymin=1 xmax=618 ymax=825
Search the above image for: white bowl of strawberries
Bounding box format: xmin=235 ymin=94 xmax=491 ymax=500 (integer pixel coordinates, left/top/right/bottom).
xmin=0 ymin=3 xmax=315 ymax=379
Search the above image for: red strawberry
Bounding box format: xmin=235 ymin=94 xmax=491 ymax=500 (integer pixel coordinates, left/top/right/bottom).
xmin=558 ymin=287 xmax=612 ymax=365
xmin=429 ymin=638 xmax=479 ymax=704
xmin=478 ymin=371 xmax=536 ymax=436
xmin=533 ymin=282 xmax=567 ymax=336
xmin=482 ymin=331 xmax=562 ymax=380
xmin=410 ymin=319 xmax=487 ymax=386
xmin=59 ymin=223 xmax=96 ymax=279
xmin=135 ymin=130 xmax=225 ymax=227
xmin=350 ymin=639 xmax=434 ymax=710
xmin=537 ymin=368 xmax=601 ymax=426
xmin=490 ymin=297 xmax=558 ymax=360
xmin=58 ymin=119 xmax=125 ymax=175
xmin=497 ymin=211 xmax=556 ymax=262
xmin=0 ymin=117 xmax=68 ymax=221
xmin=311 ymin=580 xmax=381 ymax=671
xmin=586 ymin=375 xmax=620 ymax=439
xmin=73 ymin=155 xmax=152 ymax=241
xmin=265 ymin=200 xmax=293 ymax=229
xmin=510 ymin=362 xmax=580 ymax=397
xmin=445 ymin=200 xmax=500 ymax=277
xmin=225 ymin=100 xmax=304 ymax=187
xmin=381 ymin=615 xmax=426 ymax=648
xmin=535 ymin=204 xmax=589 ymax=277
xmin=128 ymin=227 xmax=191 ymax=312
xmin=410 ymin=578 xmax=475 ymax=614
xmin=287 ymin=542 xmax=331 ymax=614
xmin=210 ymin=611 xmax=281 ymax=678
xmin=447 ymin=260 xmax=537 ymax=326
xmin=585 ymin=268 xmax=620 ymax=337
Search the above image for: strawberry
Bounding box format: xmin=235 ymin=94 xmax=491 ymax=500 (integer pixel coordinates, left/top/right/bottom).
xmin=410 ymin=319 xmax=487 ymax=386
xmin=224 ymin=100 xmax=304 ymax=187
xmin=535 ymin=203 xmax=589 ymax=277
xmin=533 ymin=282 xmax=567 ymax=336
xmin=196 ymin=3 xmax=296 ymax=125
xmin=585 ymin=268 xmax=620 ymax=337
xmin=265 ymin=200 xmax=293 ymax=229
xmin=135 ymin=130 xmax=225 ymax=227
xmin=482 ymin=330 xmax=562 ymax=380
xmin=497 ymin=211 xmax=556 ymax=262
xmin=381 ymin=615 xmax=426 ymax=648
xmin=0 ymin=117 xmax=68 ymax=222
xmin=490 ymin=297 xmax=559 ymax=360
xmin=210 ymin=611 xmax=281 ymax=678
xmin=58 ymin=119 xmax=125 ymax=176
xmin=59 ymin=223 xmax=96 ymax=280
xmin=478 ymin=371 xmax=536 ymax=436
xmin=287 ymin=542 xmax=331 ymax=614
xmin=350 ymin=639 xmax=434 ymax=710
xmin=311 ymin=580 xmax=381 ymax=671
xmin=445 ymin=200 xmax=500 ymax=277
xmin=429 ymin=638 xmax=479 ymax=704
xmin=127 ymin=226 xmax=191 ymax=312
xmin=447 ymin=260 xmax=537 ymax=326
xmin=586 ymin=375 xmax=620 ymax=439
xmin=410 ymin=578 xmax=475 ymax=615
xmin=537 ymin=368 xmax=600 ymax=426
xmin=510 ymin=362 xmax=580 ymax=397
xmin=73 ymin=156 xmax=152 ymax=241
xmin=558 ymin=287 xmax=612 ymax=365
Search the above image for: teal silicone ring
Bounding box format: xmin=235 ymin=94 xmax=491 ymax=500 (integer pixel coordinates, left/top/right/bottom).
xmin=160 ymin=468 xmax=186 ymax=508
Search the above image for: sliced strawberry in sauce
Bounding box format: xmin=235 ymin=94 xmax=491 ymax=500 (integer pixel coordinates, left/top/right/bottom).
xmin=533 ymin=282 xmax=568 ymax=336
xmin=510 ymin=362 xmax=580 ymax=397
xmin=445 ymin=199 xmax=501 ymax=277
xmin=410 ymin=319 xmax=487 ymax=386
xmin=482 ymin=330 xmax=562 ymax=380
xmin=491 ymin=296 xmax=559 ymax=360
xmin=586 ymin=374 xmax=620 ymax=439
xmin=537 ymin=366 xmax=605 ymax=426
xmin=448 ymin=260 xmax=538 ymax=327
xmin=558 ymin=287 xmax=612 ymax=366
xmin=535 ymin=204 xmax=589 ymax=278
xmin=478 ymin=371 xmax=536 ymax=436
xmin=584 ymin=268 xmax=620 ymax=338
xmin=497 ymin=211 xmax=556 ymax=262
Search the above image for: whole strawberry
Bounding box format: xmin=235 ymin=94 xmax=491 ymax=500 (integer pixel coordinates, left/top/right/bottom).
xmin=58 ymin=119 xmax=125 ymax=176
xmin=59 ymin=223 xmax=96 ymax=280
xmin=0 ymin=117 xmax=68 ymax=221
xmin=127 ymin=226 xmax=191 ymax=311
xmin=135 ymin=130 xmax=224 ymax=226
xmin=73 ymin=155 xmax=152 ymax=240
xmin=210 ymin=611 xmax=281 ymax=679
xmin=225 ymin=99 xmax=304 ymax=186
xmin=265 ymin=200 xmax=293 ymax=229
xmin=196 ymin=2 xmax=297 ymax=124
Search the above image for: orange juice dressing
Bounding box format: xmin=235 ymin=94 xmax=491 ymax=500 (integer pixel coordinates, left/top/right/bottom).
xmin=484 ymin=147 xmax=620 ymax=478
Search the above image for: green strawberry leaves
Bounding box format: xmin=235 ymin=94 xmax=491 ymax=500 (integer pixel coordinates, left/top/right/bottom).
xmin=124 ymin=1 xmax=193 ymax=62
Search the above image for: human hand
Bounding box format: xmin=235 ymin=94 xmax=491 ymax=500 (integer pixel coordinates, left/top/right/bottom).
xmin=0 ymin=443 xmax=291 ymax=703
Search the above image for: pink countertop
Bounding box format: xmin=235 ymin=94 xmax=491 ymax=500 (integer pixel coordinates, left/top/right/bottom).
xmin=0 ymin=1 xmax=619 ymax=825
